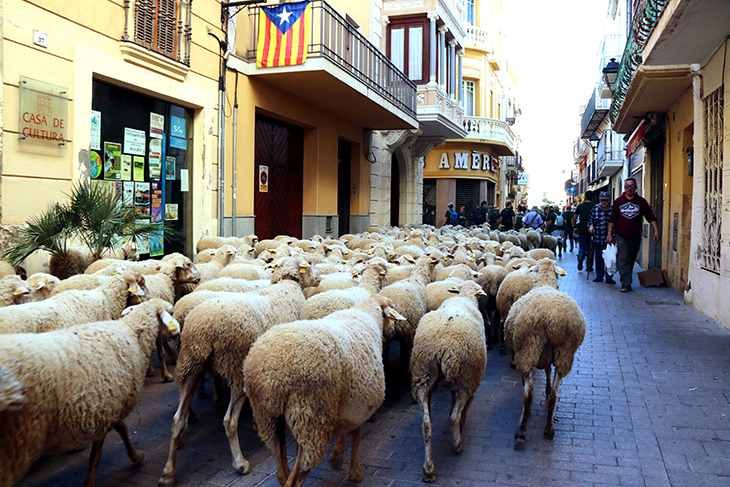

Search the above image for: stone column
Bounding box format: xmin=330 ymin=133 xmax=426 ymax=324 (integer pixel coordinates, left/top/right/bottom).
xmin=457 ymin=48 xmax=464 ymax=107
xmin=428 ymin=13 xmax=438 ymax=85
xmin=448 ymin=39 xmax=457 ymax=98
xmin=438 ymin=26 xmax=448 ymax=90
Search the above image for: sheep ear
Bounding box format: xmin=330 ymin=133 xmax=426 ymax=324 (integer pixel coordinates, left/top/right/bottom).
xmin=121 ymin=304 xmax=137 ymax=316
xmin=34 ymin=283 xmax=46 ymax=290
xmin=529 ymin=266 xmax=539 ymax=273
xmin=379 ymin=270 xmax=387 ymax=278
xmin=447 ymin=287 xmax=460 ymax=294
xmin=12 ymin=287 xmax=29 ymax=296
xmin=476 ymin=288 xmax=488 ymax=296
xmin=387 ymin=308 xmax=407 ymax=321
xmin=556 ymin=266 xmax=566 ymax=277
xmin=160 ymin=310 xmax=180 ymax=334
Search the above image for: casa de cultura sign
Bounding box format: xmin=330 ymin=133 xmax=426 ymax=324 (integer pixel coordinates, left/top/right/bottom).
xmin=437 ymin=151 xmax=500 ymax=173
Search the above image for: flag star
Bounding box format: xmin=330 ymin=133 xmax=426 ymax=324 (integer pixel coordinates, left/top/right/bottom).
xmin=277 ymin=7 xmax=293 ymax=25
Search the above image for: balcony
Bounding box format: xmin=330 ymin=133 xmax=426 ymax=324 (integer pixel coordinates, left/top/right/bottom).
xmin=465 ymin=25 xmax=489 ymax=52
xmin=243 ymin=1 xmax=417 ymax=130
xmin=463 ymin=117 xmax=515 ymax=156
xmin=580 ymin=87 xmax=610 ymax=139
xmin=597 ymin=149 xmax=624 ymax=178
xmin=417 ymin=84 xmax=466 ymax=139
xmin=383 ymin=0 xmax=466 ymax=45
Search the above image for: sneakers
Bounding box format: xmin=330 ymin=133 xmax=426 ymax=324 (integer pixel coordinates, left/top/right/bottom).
xmin=605 ymin=277 xmax=616 ymax=284
xmin=620 ymin=286 xmax=631 ymax=292
xmin=577 ymin=259 xmax=583 ymax=271
xmin=593 ymin=277 xmax=603 ymax=282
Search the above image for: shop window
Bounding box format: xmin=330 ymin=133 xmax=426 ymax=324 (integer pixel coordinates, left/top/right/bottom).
xmin=91 ymin=80 xmax=192 ymax=257
xmin=387 ymin=17 xmax=429 ymax=84
xmin=123 ymin=0 xmax=193 ymax=65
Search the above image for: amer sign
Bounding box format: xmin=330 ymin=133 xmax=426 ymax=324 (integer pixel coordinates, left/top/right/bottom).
xmin=437 ymin=151 xmax=500 ymax=173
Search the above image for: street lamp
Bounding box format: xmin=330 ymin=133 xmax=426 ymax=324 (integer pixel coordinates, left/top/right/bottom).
xmin=603 ymin=58 xmax=620 ymax=95
xmin=589 ymin=134 xmax=600 ymax=152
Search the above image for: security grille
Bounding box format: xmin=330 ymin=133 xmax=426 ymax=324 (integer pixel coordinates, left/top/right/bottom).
xmin=701 ymin=86 xmax=723 ymax=274
xmin=123 ymin=0 xmax=193 ymax=66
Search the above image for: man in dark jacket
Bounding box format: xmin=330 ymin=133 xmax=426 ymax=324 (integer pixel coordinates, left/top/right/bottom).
xmin=574 ymin=191 xmax=595 ymax=271
xmin=607 ymin=178 xmax=660 ymax=292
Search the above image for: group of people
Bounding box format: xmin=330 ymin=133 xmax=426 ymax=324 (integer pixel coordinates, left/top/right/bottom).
xmin=443 ymin=177 xmax=660 ymax=292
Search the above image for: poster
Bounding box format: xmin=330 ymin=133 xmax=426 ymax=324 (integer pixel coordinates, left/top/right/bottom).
xmin=165 ymin=156 xmax=175 ymax=180
xmin=90 ymin=150 xmax=102 ymax=179
xmin=90 ymin=110 xmax=101 ymax=151
xmin=259 ymin=165 xmax=269 ymax=192
xmin=149 ymin=138 xmax=162 ymax=180
xmin=135 ymin=206 xmax=150 ymax=216
xmin=123 ymin=182 xmax=134 ymax=207
xmin=151 ymin=182 xmax=162 ymax=223
xmin=103 ymin=141 xmax=122 ymax=180
xmin=133 ymin=156 xmax=145 ymax=181
xmin=165 ymin=203 xmax=179 ymax=220
xmin=150 ymin=227 xmax=164 ymax=257
xmin=180 ymin=169 xmax=189 ymax=192
xmin=92 ymin=179 xmax=116 ymax=198
xmin=171 ymin=116 xmax=185 ymax=138
xmin=135 ymin=220 xmax=150 ymax=254
xmin=123 ymin=128 xmax=146 ymax=155
xmin=150 ymin=113 xmax=164 ymax=139
xmin=134 ymin=182 xmax=150 ymax=206
xmin=120 ymin=154 xmax=132 ymax=181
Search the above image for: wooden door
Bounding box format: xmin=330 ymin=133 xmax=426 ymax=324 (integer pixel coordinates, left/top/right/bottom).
xmin=254 ymin=116 xmax=303 ymax=240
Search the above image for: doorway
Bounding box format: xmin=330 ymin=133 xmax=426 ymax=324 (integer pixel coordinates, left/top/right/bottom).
xmin=648 ymin=131 xmax=664 ymax=269
xmin=337 ymin=140 xmax=351 ymax=237
xmin=390 ymin=153 xmax=401 ymax=227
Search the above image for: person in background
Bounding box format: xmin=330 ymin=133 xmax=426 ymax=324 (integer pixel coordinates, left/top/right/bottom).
xmin=444 ymin=202 xmax=458 ymax=226
xmin=488 ymin=205 xmax=501 ymax=230
xmin=562 ymin=205 xmax=575 ymax=252
xmin=607 ymin=178 xmax=660 ymax=292
xmin=479 ymin=200 xmax=489 ymax=225
xmin=457 ymin=205 xmax=468 ymax=227
xmin=499 ymin=201 xmax=516 ymax=230
xmin=588 ymin=192 xmax=615 ymax=284
xmin=514 ymin=205 xmax=525 ymax=230
xmin=522 ymin=205 xmax=543 ymax=229
xmin=546 ymin=205 xmax=566 ymax=257
xmin=574 ymin=190 xmax=595 ymax=271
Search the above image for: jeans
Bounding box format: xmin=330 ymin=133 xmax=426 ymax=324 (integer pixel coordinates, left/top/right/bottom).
xmin=565 ymin=228 xmax=575 ymax=250
xmin=577 ymin=232 xmax=594 ymax=269
xmin=593 ymin=242 xmax=607 ymax=279
xmin=616 ymin=235 xmax=642 ymax=288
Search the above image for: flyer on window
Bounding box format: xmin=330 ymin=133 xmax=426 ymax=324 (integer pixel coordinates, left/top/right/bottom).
xmin=120 ymin=154 xmax=132 ymax=181
xmin=135 ymin=222 xmax=150 ymax=254
xmin=150 ymin=227 xmax=164 ymax=257
xmin=133 ymin=156 xmax=145 ymax=182
xmin=165 ymin=156 xmax=175 ymax=180
xmin=103 ymin=141 xmax=122 ymax=180
xmin=150 ymin=113 xmax=164 ymax=139
xmin=165 ymin=203 xmax=179 ymax=221
xmin=91 ymin=110 xmax=101 ymax=151
xmin=123 ymin=182 xmax=134 ymax=207
xmin=134 ymin=182 xmax=150 ymax=206
xmin=151 ymin=182 xmax=162 ymax=223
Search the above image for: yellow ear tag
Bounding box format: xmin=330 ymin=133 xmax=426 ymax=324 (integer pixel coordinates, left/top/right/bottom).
xmin=12 ymin=289 xmax=23 ymax=296
xmin=274 ymin=265 xmax=280 ymax=271
xmin=300 ymin=268 xmax=307 ymax=273
xmin=559 ymin=270 xmax=567 ymax=277
xmin=168 ymin=320 xmax=179 ymax=333
xmin=128 ymin=286 xmax=138 ymax=293
xmin=390 ymin=264 xmax=397 ymax=268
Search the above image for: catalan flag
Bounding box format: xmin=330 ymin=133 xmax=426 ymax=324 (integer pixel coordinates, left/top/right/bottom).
xmin=256 ymin=1 xmax=311 ymax=68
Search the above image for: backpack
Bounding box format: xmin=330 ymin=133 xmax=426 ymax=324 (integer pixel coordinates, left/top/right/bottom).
xmin=448 ymin=210 xmax=457 ymax=225
xmin=555 ymin=214 xmax=564 ymax=226
xmin=471 ymin=207 xmax=483 ymax=224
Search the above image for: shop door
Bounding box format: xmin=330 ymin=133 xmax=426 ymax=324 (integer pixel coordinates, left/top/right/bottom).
xmin=648 ymin=132 xmax=664 ymax=269
xmin=254 ymin=116 xmax=303 ymax=240
xmin=390 ymin=153 xmax=400 ymax=227
xmin=337 ymin=140 xmax=351 ymax=237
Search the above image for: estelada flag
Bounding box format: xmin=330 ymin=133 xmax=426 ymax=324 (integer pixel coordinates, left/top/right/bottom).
xmin=257 ymin=1 xmax=311 ymax=68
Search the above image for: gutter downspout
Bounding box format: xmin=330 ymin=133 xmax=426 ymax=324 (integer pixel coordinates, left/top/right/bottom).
xmin=232 ymin=70 xmax=239 ymax=237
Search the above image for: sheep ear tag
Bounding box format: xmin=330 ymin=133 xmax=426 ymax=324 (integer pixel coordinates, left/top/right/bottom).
xmin=160 ymin=311 xmax=180 ymax=333
xmin=388 ymin=309 xmax=407 ymax=321
xmin=556 ymin=267 xmax=566 ymax=277
xmin=12 ymin=288 xmax=27 ymax=296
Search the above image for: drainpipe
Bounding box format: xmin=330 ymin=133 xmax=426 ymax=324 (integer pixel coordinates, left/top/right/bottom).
xmin=232 ymin=71 xmax=239 ymax=237
xmin=208 ymin=29 xmax=228 ymax=236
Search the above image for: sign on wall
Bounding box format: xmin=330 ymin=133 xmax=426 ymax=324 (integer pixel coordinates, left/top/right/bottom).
xmin=18 ymin=76 xmax=69 ymax=148
xmin=259 ymin=165 xmax=269 ymax=192
xmin=436 ymin=151 xmax=500 ymax=173
xmin=518 ymin=173 xmax=530 ymax=186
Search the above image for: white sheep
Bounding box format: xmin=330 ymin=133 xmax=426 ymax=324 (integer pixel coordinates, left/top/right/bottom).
xmin=0 ymin=275 xmax=32 ymax=307
xmin=217 ymin=262 xmax=272 ymax=281
xmin=195 ymin=245 xmax=237 ymax=282
xmin=159 ymin=255 xmax=321 ymax=487
xmin=85 ymin=258 xmax=162 ymax=275
xmin=195 ymin=276 xmax=270 ymax=294
xmin=528 ymin=248 xmax=556 ymax=261
xmin=0 ymin=363 xmax=26 ymax=413
xmin=0 ymin=298 xmax=179 ymax=487
xmin=411 ymin=280 xmax=487 ymax=483
xmin=504 ymin=287 xmax=586 ymax=450
xmin=243 ymin=294 xmax=405 ymax=486
xmin=26 ymin=272 xmax=60 ymax=302
xmin=0 ymin=261 xmax=17 ymax=278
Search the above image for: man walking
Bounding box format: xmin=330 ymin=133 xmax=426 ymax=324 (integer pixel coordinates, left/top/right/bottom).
xmin=562 ymin=205 xmax=575 ymax=251
xmin=607 ymin=178 xmax=660 ymax=292
xmin=522 ymin=205 xmax=543 ymax=229
xmin=499 ymin=201 xmax=516 ymax=230
xmin=574 ymin=191 xmax=595 ymax=271
xmin=588 ymin=192 xmax=615 ymax=284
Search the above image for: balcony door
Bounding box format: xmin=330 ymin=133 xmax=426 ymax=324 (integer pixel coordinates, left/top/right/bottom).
xmin=387 ymin=16 xmax=429 ymax=84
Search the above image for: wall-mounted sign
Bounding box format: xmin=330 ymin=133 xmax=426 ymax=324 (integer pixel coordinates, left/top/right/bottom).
xmin=518 ymin=173 xmax=530 ymax=185
xmin=18 ymin=76 xmax=69 ymax=148
xmin=436 ymin=151 xmax=500 ymax=173
xmin=259 ymin=165 xmax=269 ymax=193
xmin=171 ymin=116 xmax=186 ymax=138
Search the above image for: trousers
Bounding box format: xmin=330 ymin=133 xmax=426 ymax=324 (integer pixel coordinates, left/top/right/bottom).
xmin=615 ymin=235 xmax=642 ymax=288
xmin=565 ymin=228 xmax=575 ymax=250
xmin=593 ymin=242 xmax=607 ymax=279
xmin=577 ymin=232 xmax=594 ymax=269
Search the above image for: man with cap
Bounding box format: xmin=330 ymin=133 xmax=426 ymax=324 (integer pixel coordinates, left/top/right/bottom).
xmin=588 ymin=191 xmax=615 ymax=284
xmin=573 ymin=190 xmax=595 ymax=271
xmin=444 ymin=202 xmax=458 ymax=226
xmin=607 ymin=177 xmax=659 ymax=292
xmin=522 ymin=205 xmax=543 ymax=229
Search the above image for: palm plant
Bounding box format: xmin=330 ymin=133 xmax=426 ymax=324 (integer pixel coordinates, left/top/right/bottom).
xmin=4 ymin=180 xmax=169 ymax=277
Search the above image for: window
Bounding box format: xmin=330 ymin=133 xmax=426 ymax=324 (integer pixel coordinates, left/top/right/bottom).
xmin=701 ymin=86 xmax=723 ymax=274
xmin=123 ymin=0 xmax=193 ymax=65
xmin=387 ymin=17 xmax=429 ymax=84
xmin=465 ymin=0 xmax=475 ymax=25
xmin=463 ymin=80 xmax=475 ymax=116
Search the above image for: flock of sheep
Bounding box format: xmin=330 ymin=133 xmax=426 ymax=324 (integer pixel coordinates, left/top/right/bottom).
xmin=0 ymin=222 xmax=586 ymax=487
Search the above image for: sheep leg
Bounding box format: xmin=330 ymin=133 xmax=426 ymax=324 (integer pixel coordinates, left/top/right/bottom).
xmin=329 ymin=434 xmax=346 ymax=470
xmin=544 ymin=366 xmax=553 ymax=401
xmin=544 ymin=371 xmax=563 ymax=439
xmin=346 ymin=427 xmax=364 ymax=482
xmin=114 ymin=421 xmax=144 ymax=463
xmin=416 ymin=386 xmax=437 ymax=483
xmin=159 ymin=372 xmax=200 ymax=487
xmin=223 ymin=392 xmax=251 ymax=474
xmin=284 ymin=443 xmax=312 ymax=487
xmin=273 ymin=415 xmax=291 ymax=486
xmin=85 ymin=430 xmax=107 ymax=487
xmin=514 ymin=370 xmax=534 ymax=451
xmin=157 ymin=339 xmax=173 ymax=383
xmin=163 ymin=338 xmax=179 ymax=364
xmin=448 ymin=389 xmax=472 ymax=453
xmin=212 ymin=374 xmax=225 ymax=408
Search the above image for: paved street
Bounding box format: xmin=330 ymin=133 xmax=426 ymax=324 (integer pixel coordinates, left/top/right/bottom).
xmin=16 ymin=249 xmax=730 ymax=487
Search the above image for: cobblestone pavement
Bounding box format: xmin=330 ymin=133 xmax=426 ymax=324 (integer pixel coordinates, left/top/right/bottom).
xmin=16 ymin=249 xmax=730 ymax=487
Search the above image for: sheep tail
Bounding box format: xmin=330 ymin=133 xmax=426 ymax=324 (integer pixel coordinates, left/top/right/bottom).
xmin=513 ymin=332 xmax=546 ymax=374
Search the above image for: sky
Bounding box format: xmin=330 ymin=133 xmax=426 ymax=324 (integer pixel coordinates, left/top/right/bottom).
xmin=505 ymin=0 xmax=608 ymax=207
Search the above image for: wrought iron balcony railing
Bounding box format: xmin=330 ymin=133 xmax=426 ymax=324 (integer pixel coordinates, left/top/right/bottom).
xmin=247 ymin=0 xmax=416 ymax=119
xmin=122 ymin=0 xmax=193 ymax=66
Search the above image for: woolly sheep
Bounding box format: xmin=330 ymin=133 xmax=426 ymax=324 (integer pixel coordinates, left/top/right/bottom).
xmin=302 ymin=271 xmax=358 ymax=298
xmin=526 ymin=229 xmax=541 ymax=249
xmin=0 ymin=363 xmax=25 ymax=413
xmin=85 ymin=258 xmax=162 ymax=276
xmin=0 ymin=298 xmax=179 ymax=487
xmin=528 ymin=248 xmax=556 ymax=261
xmin=0 ymin=275 xmax=32 ymax=307
xmin=26 ymin=273 xmax=60 ymax=302
xmin=477 ymin=264 xmax=509 ymax=350
xmin=504 ymin=287 xmax=586 ymax=450
xmin=195 ymin=245 xmax=237 ymax=282
xmin=196 ymin=235 xmax=258 ymax=253
xmin=0 ymin=261 xmax=16 ymax=278
xmin=495 ymin=259 xmax=563 ymax=326
xmin=541 ymin=234 xmax=558 ymax=253
xmin=195 ymin=277 xmax=270 ymax=294
xmin=159 ymin=255 xmax=321 ymax=487
xmin=244 ymin=294 xmax=405 ymax=486
xmin=0 ymin=272 xmax=148 ymax=335
xmin=217 ymin=262 xmax=271 ymax=281
xmin=411 ymin=281 xmax=487 ymax=483
xmin=425 ymin=265 xmax=479 ymax=312
xmin=193 ymin=248 xmax=217 ymax=264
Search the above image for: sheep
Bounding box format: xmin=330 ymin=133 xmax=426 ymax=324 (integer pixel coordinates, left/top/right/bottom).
xmin=0 ymin=261 xmax=16 ymax=278
xmin=193 ymin=248 xmax=217 ymax=264
xmin=85 ymin=258 xmax=162 ymax=276
xmin=159 ymin=255 xmax=321 ymax=487
xmin=504 ymin=287 xmax=586 ymax=450
xmin=410 ymin=281 xmax=487 ymax=483
xmin=0 ymin=272 xmax=148 ymax=334
xmin=195 ymin=276 xmax=270 ymax=294
xmin=195 ymin=245 xmax=237 ymax=282
xmin=0 ymin=363 xmax=26 ymax=413
xmin=528 ymin=248 xmax=556 ymax=261
xmin=0 ymin=298 xmax=179 ymax=487
xmin=477 ymin=264 xmax=509 ymax=350
xmin=243 ymin=294 xmax=405 ymax=486
xmin=425 ymin=265 xmax=479 ymax=312
xmin=526 ymin=229 xmax=541 ymax=249
xmin=196 ymin=235 xmax=258 ymax=253
xmin=301 ymin=262 xmax=388 ymax=320
xmin=217 ymin=262 xmax=271 ymax=281
xmin=541 ymin=234 xmax=558 ymax=253
xmin=0 ymin=275 xmax=32 ymax=307
xmin=495 ymin=259 xmax=564 ymax=328
xmin=302 ymin=271 xmax=358 ymax=298
xmin=26 ymin=272 xmax=60 ymax=302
